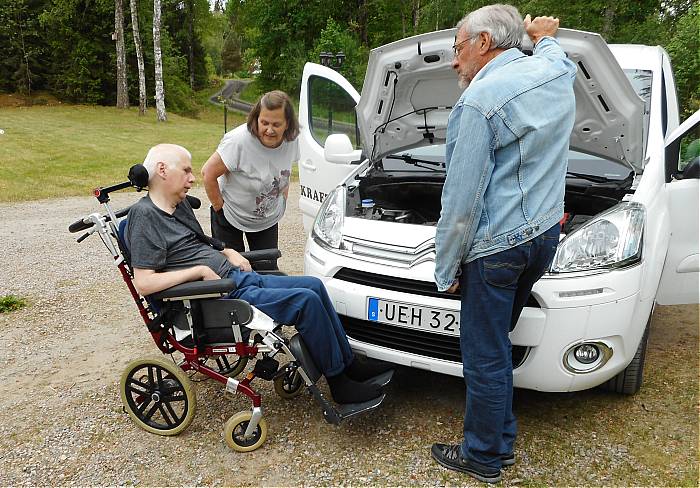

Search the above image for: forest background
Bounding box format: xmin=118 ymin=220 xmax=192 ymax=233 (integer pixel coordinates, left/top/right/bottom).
xmin=1 ymin=0 xmax=698 ymax=120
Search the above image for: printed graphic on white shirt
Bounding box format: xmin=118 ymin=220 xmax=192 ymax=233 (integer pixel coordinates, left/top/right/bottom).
xmin=255 ymin=169 xmax=290 ymax=217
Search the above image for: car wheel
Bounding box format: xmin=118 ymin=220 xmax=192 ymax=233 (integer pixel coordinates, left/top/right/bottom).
xmin=600 ymin=314 xmax=651 ymax=395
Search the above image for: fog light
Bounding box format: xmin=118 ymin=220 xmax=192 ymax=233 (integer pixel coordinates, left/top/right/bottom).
xmin=574 ymin=344 xmax=600 ymax=364
xmin=563 ymin=341 xmax=613 ymax=374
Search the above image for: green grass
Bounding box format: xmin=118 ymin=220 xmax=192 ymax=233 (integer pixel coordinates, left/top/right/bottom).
xmin=0 ymin=103 xmax=246 ymax=202
xmin=238 ymin=79 xmax=263 ymax=104
xmin=0 ymin=295 xmax=27 ymax=313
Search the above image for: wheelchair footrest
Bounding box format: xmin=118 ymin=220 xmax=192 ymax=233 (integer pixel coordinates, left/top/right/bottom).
xmin=306 ymin=381 xmax=387 ymax=425
xmin=335 ymin=393 xmax=386 ymax=419
xmin=323 ymin=394 xmax=387 ymax=425
xmin=363 ymin=369 xmax=394 ymax=389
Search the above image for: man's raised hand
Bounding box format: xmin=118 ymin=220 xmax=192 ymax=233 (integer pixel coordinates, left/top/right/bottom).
xmin=524 ymin=14 xmax=560 ymax=45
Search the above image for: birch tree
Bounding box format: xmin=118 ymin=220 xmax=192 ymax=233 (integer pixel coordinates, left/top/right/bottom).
xmin=129 ymin=0 xmax=147 ymax=115
xmin=153 ymin=0 xmax=167 ymax=121
xmin=187 ymin=0 xmax=195 ymax=89
xmin=114 ymin=0 xmax=129 ymax=108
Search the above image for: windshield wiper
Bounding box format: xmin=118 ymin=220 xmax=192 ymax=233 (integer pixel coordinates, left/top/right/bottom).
xmin=567 ymin=171 xmax=631 ymax=184
xmin=385 ymin=154 xmax=445 ymax=171
xmin=566 ymin=171 xmax=611 ymax=183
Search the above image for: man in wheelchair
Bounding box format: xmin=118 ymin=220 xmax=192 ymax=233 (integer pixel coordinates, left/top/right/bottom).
xmin=126 ymin=143 xmax=390 ymax=406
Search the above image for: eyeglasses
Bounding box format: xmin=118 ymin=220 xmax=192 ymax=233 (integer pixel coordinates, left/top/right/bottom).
xmin=452 ymin=36 xmax=473 ymax=56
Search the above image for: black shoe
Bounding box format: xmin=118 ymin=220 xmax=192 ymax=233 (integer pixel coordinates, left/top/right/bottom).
xmin=501 ymin=452 xmax=515 ymax=467
xmin=431 ymin=443 xmax=502 ymax=484
xmin=326 ymin=372 xmax=381 ymax=405
xmin=344 ymin=357 xmax=394 ymax=382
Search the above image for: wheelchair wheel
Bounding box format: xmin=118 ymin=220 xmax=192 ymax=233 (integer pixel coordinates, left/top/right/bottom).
xmin=224 ymin=411 xmax=267 ymax=452
xmin=273 ymin=365 xmax=304 ymax=399
xmin=120 ymin=356 xmax=196 ymax=436
xmin=211 ymin=354 xmax=249 ymax=377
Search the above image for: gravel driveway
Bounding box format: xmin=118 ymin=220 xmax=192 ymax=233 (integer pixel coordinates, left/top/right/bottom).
xmin=0 ymin=182 xmax=697 ymax=486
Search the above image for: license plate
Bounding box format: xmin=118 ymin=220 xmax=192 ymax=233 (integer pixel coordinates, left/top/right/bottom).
xmin=367 ymin=297 xmax=459 ymax=336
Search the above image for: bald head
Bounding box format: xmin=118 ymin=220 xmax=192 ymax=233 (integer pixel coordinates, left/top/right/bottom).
xmin=141 ymin=143 xmax=195 ymax=207
xmin=143 ymin=143 xmax=192 ymax=183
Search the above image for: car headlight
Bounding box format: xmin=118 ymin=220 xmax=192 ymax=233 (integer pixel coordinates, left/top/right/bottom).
xmin=551 ymin=201 xmax=645 ymax=273
xmin=312 ymin=185 xmax=345 ymax=249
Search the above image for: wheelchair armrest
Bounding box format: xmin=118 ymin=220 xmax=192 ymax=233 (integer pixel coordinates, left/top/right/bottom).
xmin=150 ymin=278 xmax=236 ymax=301
xmin=239 ymin=249 xmax=282 ymax=263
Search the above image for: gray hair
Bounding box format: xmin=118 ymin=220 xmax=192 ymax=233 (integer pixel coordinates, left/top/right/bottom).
xmin=456 ymin=4 xmax=525 ymax=51
xmin=142 ymin=143 xmax=192 ymax=182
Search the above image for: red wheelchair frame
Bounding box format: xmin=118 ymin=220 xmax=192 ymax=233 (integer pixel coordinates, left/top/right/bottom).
xmin=69 ymin=167 xmax=389 ymax=451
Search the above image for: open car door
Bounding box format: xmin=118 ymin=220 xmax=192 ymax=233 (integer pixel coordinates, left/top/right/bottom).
xmin=657 ymin=110 xmax=700 ymax=305
xmin=298 ymin=63 xmax=361 ymax=233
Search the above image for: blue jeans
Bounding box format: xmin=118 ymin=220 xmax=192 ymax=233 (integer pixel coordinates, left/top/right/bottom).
xmin=227 ymin=270 xmax=354 ymax=377
xmin=459 ymin=223 xmax=560 ymax=469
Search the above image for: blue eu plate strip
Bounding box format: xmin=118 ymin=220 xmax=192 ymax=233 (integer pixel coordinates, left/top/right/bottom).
xmin=368 ymin=297 xmax=378 ymax=321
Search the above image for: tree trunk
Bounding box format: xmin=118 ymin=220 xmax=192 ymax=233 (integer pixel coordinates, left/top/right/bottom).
xmin=188 ymin=0 xmax=195 ymax=90
xmin=356 ymin=0 xmax=368 ymax=45
xmin=153 ymin=0 xmax=167 ymax=122
xmin=129 ymin=0 xmax=147 ymax=115
xmin=411 ymin=0 xmax=421 ymax=33
xmin=17 ymin=10 xmax=32 ymax=96
xmin=114 ymin=0 xmax=129 ymax=108
xmin=434 ymin=0 xmax=440 ymax=31
xmin=601 ymin=5 xmax=616 ymax=41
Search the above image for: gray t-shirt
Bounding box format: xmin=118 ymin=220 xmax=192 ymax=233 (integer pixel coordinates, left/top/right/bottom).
xmin=125 ymin=195 xmax=235 ymax=277
xmin=216 ymin=124 xmax=300 ymax=232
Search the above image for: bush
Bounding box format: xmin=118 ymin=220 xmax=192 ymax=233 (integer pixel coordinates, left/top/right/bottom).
xmin=0 ymin=295 xmax=27 ymax=313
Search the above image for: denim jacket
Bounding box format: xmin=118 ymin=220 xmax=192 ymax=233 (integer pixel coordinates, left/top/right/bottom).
xmin=434 ymin=37 xmax=576 ymax=291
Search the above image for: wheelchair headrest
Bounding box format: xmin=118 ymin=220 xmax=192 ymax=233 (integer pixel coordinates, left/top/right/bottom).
xmin=128 ymin=164 xmax=149 ymax=190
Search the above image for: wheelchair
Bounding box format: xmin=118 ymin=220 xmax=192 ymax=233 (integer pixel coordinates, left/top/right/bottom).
xmin=69 ymin=164 xmax=392 ymax=452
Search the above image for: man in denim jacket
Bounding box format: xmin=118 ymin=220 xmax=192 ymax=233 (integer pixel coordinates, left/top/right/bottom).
xmin=432 ymin=5 xmax=576 ymax=483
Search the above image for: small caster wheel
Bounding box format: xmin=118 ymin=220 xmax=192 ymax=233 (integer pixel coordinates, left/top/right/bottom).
xmin=273 ymin=365 xmax=304 ymax=399
xmin=224 ymin=411 xmax=267 ymax=452
xmin=212 ymin=354 xmax=249 ymax=377
xmin=120 ymin=356 xmax=196 ymax=436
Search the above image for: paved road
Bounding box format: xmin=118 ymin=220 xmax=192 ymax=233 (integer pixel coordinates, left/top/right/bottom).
xmin=209 ymin=79 xmax=253 ymax=113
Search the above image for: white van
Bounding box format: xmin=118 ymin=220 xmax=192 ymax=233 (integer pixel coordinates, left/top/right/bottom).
xmin=297 ymin=28 xmax=699 ymax=394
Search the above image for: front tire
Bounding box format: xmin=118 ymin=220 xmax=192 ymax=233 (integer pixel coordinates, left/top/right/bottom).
xmin=224 ymin=411 xmax=268 ymax=452
xmin=273 ymin=365 xmax=304 ymax=399
xmin=600 ymin=315 xmax=651 ymax=395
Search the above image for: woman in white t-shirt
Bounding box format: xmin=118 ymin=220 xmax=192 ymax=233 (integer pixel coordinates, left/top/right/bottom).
xmin=202 ymin=91 xmax=300 ymax=263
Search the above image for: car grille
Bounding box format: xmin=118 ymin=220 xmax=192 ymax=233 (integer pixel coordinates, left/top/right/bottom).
xmin=333 ymin=267 xmax=540 ymax=307
xmin=340 ymin=315 xmax=529 ymax=368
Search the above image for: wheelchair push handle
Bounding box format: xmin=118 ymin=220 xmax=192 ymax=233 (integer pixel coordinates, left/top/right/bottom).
xmin=68 ymin=206 xmax=131 ymax=233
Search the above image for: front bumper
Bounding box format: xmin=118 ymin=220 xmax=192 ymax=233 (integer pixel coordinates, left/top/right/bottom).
xmin=305 ymin=238 xmax=653 ymax=392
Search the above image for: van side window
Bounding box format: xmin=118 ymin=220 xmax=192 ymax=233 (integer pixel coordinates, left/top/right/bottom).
xmin=678 ymin=132 xmax=699 ymax=174
xmin=308 ymin=75 xmax=360 ymax=148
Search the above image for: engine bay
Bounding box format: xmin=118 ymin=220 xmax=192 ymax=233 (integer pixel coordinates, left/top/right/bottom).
xmin=347 ymin=165 xmax=635 ymax=234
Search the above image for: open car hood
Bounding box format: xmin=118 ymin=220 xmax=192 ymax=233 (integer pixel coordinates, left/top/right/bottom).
xmin=356 ymin=28 xmax=645 ymax=171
